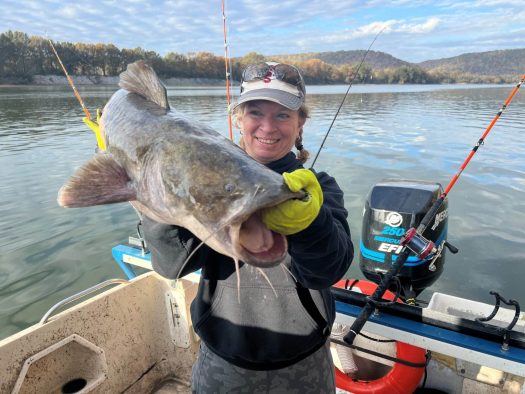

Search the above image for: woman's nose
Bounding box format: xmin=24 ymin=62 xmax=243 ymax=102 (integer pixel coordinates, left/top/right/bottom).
xmin=259 ymin=115 xmax=277 ymax=132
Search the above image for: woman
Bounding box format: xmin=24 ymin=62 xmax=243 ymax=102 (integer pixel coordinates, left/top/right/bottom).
xmin=143 ymin=61 xmax=354 ymax=393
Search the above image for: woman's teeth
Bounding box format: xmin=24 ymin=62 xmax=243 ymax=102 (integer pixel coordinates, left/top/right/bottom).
xmin=256 ymin=137 xmax=278 ymax=145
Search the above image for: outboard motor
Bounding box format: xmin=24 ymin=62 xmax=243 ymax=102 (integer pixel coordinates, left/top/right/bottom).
xmin=359 ymin=180 xmax=449 ymax=300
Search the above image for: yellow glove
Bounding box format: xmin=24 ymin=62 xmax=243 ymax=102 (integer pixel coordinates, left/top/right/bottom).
xmin=262 ymin=169 xmax=324 ymax=235
xmin=82 ymin=108 xmax=106 ymax=151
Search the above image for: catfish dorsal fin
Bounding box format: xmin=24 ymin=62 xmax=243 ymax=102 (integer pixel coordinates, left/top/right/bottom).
xmin=119 ymin=60 xmax=170 ymax=110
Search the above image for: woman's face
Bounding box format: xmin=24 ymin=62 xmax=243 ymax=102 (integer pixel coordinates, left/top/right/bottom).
xmin=239 ymin=100 xmax=304 ymax=164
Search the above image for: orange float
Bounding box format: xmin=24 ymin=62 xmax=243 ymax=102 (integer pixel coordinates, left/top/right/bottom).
xmin=333 ymin=279 xmax=427 ymax=394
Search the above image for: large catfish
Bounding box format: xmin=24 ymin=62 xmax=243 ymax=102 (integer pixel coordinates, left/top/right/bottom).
xmin=58 ymin=61 xmax=303 ymax=268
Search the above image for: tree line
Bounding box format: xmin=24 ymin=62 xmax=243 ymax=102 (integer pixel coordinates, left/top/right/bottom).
xmin=0 ymin=31 xmax=511 ymax=84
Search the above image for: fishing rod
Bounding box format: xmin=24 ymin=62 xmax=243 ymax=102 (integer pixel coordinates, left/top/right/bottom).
xmin=343 ymin=73 xmax=525 ymax=345
xmin=47 ymin=37 xmax=92 ymax=120
xmin=310 ymin=27 xmax=385 ymax=169
xmin=47 ymin=36 xmax=106 ymax=151
xmin=221 ymin=0 xmax=234 ymax=141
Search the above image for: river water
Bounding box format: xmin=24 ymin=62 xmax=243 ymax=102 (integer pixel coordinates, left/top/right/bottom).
xmin=1 ymin=83 xmax=524 ymax=340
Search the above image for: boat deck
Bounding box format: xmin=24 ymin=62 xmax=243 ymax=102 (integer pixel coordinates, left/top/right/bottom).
xmin=153 ymin=378 xmax=191 ymax=393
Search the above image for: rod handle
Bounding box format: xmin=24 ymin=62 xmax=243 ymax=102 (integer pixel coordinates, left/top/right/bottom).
xmin=343 ymin=249 xmax=411 ymax=344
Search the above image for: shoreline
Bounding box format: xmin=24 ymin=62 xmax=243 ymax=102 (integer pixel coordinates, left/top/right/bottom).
xmin=0 ymin=75 xmax=226 ymax=87
xmin=1 ymin=75 xmax=514 ymax=88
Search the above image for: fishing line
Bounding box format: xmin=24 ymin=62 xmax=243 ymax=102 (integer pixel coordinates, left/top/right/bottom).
xmin=310 ymin=27 xmax=385 ymax=169
xmin=344 ymin=73 xmax=525 ymax=345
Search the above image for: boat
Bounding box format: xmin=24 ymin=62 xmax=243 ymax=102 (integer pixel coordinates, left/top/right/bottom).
xmin=1 ymin=180 xmax=524 ymax=393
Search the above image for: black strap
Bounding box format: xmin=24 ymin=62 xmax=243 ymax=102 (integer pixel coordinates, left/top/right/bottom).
xmin=296 ymin=282 xmax=329 ymax=336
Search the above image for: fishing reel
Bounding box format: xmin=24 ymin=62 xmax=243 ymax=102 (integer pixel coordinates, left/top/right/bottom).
xmin=400 ymin=228 xmax=458 ymax=271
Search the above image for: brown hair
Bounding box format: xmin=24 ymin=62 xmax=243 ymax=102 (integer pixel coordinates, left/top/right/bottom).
xmin=233 ymin=102 xmax=310 ymax=164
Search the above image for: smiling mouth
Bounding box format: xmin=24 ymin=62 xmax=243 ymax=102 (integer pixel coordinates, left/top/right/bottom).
xmin=256 ymin=136 xmax=279 ymax=145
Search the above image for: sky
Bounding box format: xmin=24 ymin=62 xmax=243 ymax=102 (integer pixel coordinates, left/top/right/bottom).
xmin=2 ymin=0 xmax=524 ymax=63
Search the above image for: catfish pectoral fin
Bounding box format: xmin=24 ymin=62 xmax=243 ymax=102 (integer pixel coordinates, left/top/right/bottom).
xmin=58 ymin=154 xmax=136 ymax=208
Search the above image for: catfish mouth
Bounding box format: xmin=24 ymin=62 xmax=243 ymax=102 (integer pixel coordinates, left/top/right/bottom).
xmin=230 ymin=210 xmax=288 ymax=268
xmin=228 ymin=188 xmax=304 ymax=268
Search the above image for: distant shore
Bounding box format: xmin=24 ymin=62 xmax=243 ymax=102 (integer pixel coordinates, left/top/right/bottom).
xmin=1 ymin=75 xmax=513 ymax=88
xmin=1 ymin=75 xmax=226 ymax=87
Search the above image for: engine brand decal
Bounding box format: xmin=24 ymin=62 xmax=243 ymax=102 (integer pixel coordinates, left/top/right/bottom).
xmin=378 ymin=243 xmax=403 ymax=254
xmin=431 ymin=209 xmax=448 ymax=230
xmin=360 ymin=227 xmax=447 ymax=267
xmin=385 ymin=212 xmax=403 ymax=227
xmin=360 ymin=240 xmax=428 ymax=267
xmin=374 ymin=235 xmax=401 ymax=244
xmin=381 ymin=226 xmax=406 ymax=237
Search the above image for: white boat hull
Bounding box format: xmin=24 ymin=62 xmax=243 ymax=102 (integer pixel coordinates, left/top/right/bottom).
xmin=1 ymin=271 xmax=524 ymax=393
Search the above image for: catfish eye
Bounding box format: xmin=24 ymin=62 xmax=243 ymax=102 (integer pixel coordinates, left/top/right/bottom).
xmin=224 ymin=183 xmax=235 ymax=193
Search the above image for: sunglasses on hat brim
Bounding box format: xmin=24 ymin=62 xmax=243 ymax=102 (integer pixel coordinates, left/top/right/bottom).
xmin=240 ymin=62 xmax=305 ymax=96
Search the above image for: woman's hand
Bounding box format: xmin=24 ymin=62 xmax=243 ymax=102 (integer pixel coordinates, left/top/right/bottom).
xmin=262 ymin=169 xmax=323 ymax=235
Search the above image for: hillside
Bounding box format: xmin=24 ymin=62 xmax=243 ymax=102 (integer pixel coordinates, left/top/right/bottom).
xmin=275 ymin=48 xmax=524 ymax=78
xmin=273 ymin=50 xmax=410 ymax=70
xmin=417 ymin=48 xmax=525 ymax=77
xmin=269 ymin=47 xmax=523 ymax=83
xmin=1 ymin=30 xmax=522 ymax=84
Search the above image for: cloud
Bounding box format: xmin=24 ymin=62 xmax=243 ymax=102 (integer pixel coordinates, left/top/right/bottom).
xmin=0 ymin=0 xmax=522 ymax=63
xmin=354 ymin=21 xmax=396 ymax=37
xmin=449 ymin=0 xmax=525 ymax=8
xmin=313 ymin=17 xmax=440 ymax=46
xmin=56 ymin=5 xmax=79 ymax=18
xmin=397 ymin=17 xmax=440 ymax=33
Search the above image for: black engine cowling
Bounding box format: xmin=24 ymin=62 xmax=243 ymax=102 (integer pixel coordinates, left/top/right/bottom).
xmin=359 ymin=179 xmax=448 ymax=298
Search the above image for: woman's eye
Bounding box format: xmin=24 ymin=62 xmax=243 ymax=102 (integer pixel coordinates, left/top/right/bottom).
xmin=277 ymin=113 xmax=290 ymax=120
